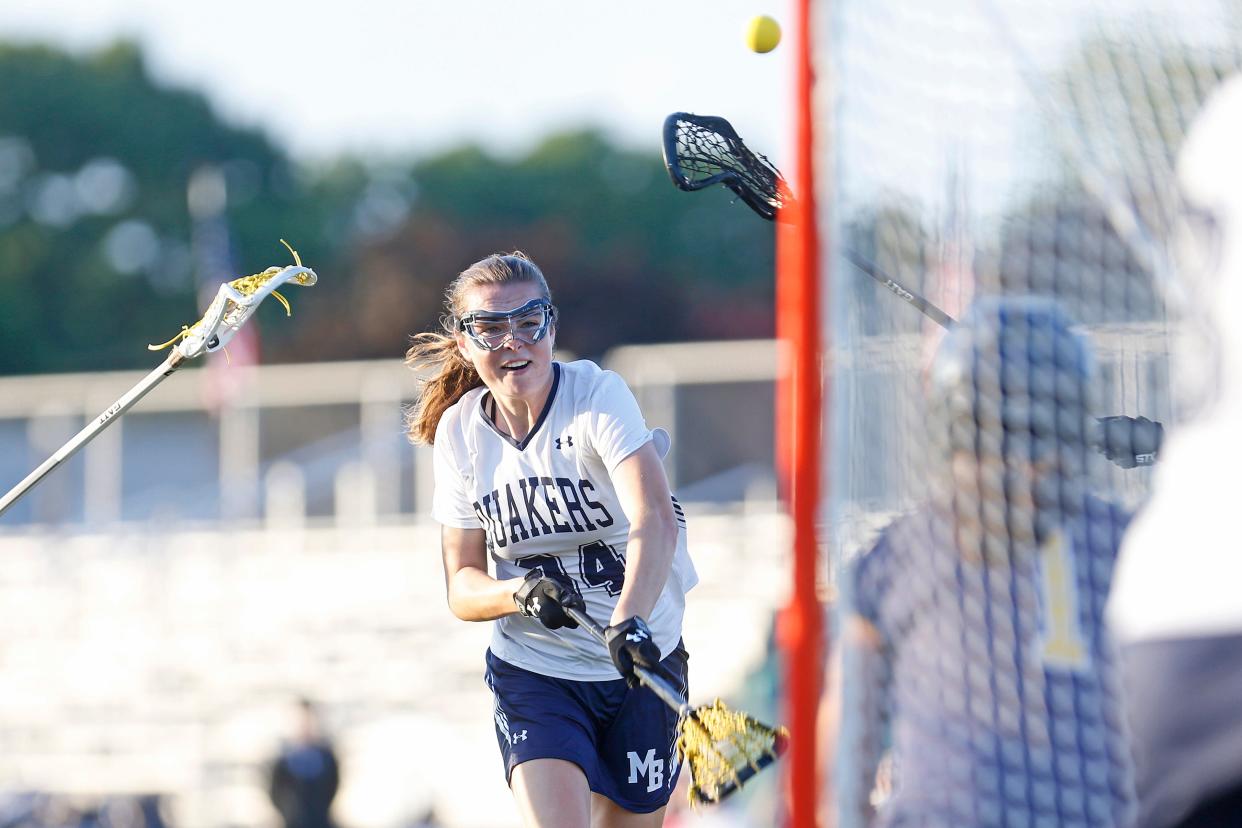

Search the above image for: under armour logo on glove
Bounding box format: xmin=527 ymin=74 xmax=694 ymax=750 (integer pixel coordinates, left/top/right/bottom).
xmin=514 ymin=569 xmax=583 ymax=630
xmin=605 ymin=616 xmax=661 ymax=688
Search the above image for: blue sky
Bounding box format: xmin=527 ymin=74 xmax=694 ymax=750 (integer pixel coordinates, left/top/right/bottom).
xmin=0 ymin=0 xmax=791 ymax=163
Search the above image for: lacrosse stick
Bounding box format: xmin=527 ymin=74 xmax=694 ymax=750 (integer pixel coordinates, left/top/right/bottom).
xmin=662 ymin=112 xmax=1163 ymax=465
xmin=0 ymin=241 xmax=317 ymax=517
xmin=662 ymin=112 xmax=787 ymax=221
xmin=562 ymin=604 xmax=788 ymax=805
xmin=663 ymin=112 xmax=955 ymax=329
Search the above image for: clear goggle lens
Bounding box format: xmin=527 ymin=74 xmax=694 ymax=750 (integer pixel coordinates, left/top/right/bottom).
xmin=458 ymin=298 xmax=555 ymax=351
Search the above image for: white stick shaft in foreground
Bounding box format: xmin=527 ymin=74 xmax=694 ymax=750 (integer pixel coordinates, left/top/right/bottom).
xmin=0 ymin=352 xmax=184 ymax=518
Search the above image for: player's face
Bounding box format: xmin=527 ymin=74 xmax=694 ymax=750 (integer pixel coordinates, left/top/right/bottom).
xmin=456 ymin=282 xmax=556 ymax=404
xmin=948 ymin=439 xmax=1076 ymax=556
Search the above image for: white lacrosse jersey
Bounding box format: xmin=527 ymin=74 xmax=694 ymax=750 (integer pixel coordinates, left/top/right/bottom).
xmin=432 ymin=359 xmax=698 ymax=681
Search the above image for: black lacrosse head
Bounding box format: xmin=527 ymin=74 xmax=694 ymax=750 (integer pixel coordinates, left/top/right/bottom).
xmin=662 ymin=112 xmax=789 ymax=221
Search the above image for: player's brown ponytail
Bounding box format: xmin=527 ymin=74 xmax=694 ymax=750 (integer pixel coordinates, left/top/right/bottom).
xmin=404 ymin=252 xmax=552 ymax=445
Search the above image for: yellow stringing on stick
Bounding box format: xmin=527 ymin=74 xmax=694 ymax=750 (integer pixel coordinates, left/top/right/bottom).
xmin=677 ymin=698 xmax=789 ymax=805
xmin=149 ymin=239 xmax=310 ymax=352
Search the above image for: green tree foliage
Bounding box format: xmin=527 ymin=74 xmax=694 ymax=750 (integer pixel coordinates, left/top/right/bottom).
xmin=277 ymin=130 xmax=776 ymax=364
xmin=0 ymin=41 xmax=775 ymax=376
xmin=0 ymin=41 xmax=334 ymax=374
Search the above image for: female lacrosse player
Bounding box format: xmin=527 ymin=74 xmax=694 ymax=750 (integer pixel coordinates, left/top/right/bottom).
xmin=406 ymin=252 xmax=697 ymax=827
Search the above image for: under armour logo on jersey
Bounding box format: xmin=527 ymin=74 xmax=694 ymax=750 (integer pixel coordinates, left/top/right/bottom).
xmin=626 ymin=629 xmax=650 ymax=644
xmin=555 ymin=435 xmax=574 ymax=450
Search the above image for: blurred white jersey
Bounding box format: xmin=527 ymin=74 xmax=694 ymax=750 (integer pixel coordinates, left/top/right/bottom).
xmin=433 ymin=359 xmax=697 ymax=681
xmin=1110 ymin=75 xmax=1242 ymax=644
xmin=1107 ymin=74 xmax=1242 ymax=828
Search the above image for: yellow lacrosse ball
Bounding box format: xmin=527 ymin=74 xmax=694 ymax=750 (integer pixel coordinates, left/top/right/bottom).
xmin=745 ymin=15 xmax=781 ymax=53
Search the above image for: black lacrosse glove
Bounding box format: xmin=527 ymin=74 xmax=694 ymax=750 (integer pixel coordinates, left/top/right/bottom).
xmin=1095 ymin=415 xmax=1164 ymax=469
xmin=604 ymin=616 xmax=661 ymax=688
xmin=513 ymin=569 xmax=583 ymax=630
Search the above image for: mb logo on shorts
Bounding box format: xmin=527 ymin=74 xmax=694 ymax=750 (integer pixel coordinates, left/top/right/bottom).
xmin=627 ymin=748 xmax=664 ymax=792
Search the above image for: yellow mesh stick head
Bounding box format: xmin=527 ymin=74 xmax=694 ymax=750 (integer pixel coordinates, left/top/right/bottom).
xmin=149 ymin=240 xmax=317 ymax=358
xmin=228 ymin=240 xmax=316 ymax=304
xmin=676 ymin=699 xmax=789 ymax=806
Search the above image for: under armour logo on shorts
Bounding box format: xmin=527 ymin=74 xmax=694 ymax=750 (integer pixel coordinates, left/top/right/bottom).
xmin=555 ymin=435 xmax=574 ymax=450
xmin=512 ymin=729 xmax=528 ymax=743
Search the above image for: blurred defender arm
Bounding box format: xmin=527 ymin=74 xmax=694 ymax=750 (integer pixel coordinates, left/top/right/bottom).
xmin=821 ymin=614 xmax=886 ymax=828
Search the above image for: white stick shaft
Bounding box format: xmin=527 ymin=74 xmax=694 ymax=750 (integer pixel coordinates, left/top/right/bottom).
xmin=563 ymin=605 xmax=692 ymax=717
xmin=0 ymin=353 xmax=184 ymax=518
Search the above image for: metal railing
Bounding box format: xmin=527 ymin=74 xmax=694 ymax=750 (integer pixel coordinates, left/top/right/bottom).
xmin=0 ymin=342 xmax=780 ymax=529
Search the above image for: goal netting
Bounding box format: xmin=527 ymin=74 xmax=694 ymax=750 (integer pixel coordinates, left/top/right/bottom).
xmin=817 ymin=0 xmax=1242 ymax=825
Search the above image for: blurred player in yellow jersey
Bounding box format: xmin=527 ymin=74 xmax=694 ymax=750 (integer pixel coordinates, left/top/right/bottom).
xmin=825 ymin=297 xmax=1137 ymax=827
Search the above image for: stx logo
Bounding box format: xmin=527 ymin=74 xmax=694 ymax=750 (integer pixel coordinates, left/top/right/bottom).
xmin=627 ymin=748 xmax=664 ymax=792
xmin=555 ymin=435 xmax=574 ymax=450
xmin=884 ymin=279 xmax=916 ymax=302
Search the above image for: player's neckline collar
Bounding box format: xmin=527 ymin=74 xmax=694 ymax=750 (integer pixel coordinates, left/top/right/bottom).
xmin=478 ymin=362 xmax=562 ymax=451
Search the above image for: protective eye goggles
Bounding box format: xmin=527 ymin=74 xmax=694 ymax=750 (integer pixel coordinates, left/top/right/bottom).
xmin=456 ymin=298 xmax=556 ymax=351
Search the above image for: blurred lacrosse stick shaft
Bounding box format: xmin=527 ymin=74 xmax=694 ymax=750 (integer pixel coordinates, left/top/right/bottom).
xmin=0 ymin=245 xmax=316 ymax=519
xmin=0 ymin=352 xmax=186 ymax=516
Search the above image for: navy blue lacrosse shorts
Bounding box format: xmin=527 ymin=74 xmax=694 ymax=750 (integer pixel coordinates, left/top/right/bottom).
xmin=484 ymin=643 xmax=689 ymax=813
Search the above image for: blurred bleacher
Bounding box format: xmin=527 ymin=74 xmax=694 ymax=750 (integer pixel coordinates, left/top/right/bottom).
xmin=0 ymin=327 xmax=1170 ymax=826
xmin=0 ymin=340 xmax=787 ymax=828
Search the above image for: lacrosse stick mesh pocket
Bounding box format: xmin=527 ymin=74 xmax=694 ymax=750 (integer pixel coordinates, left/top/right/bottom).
xmin=668 ymin=114 xmax=787 ymax=217
xmin=677 ymin=698 xmax=788 ymax=805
